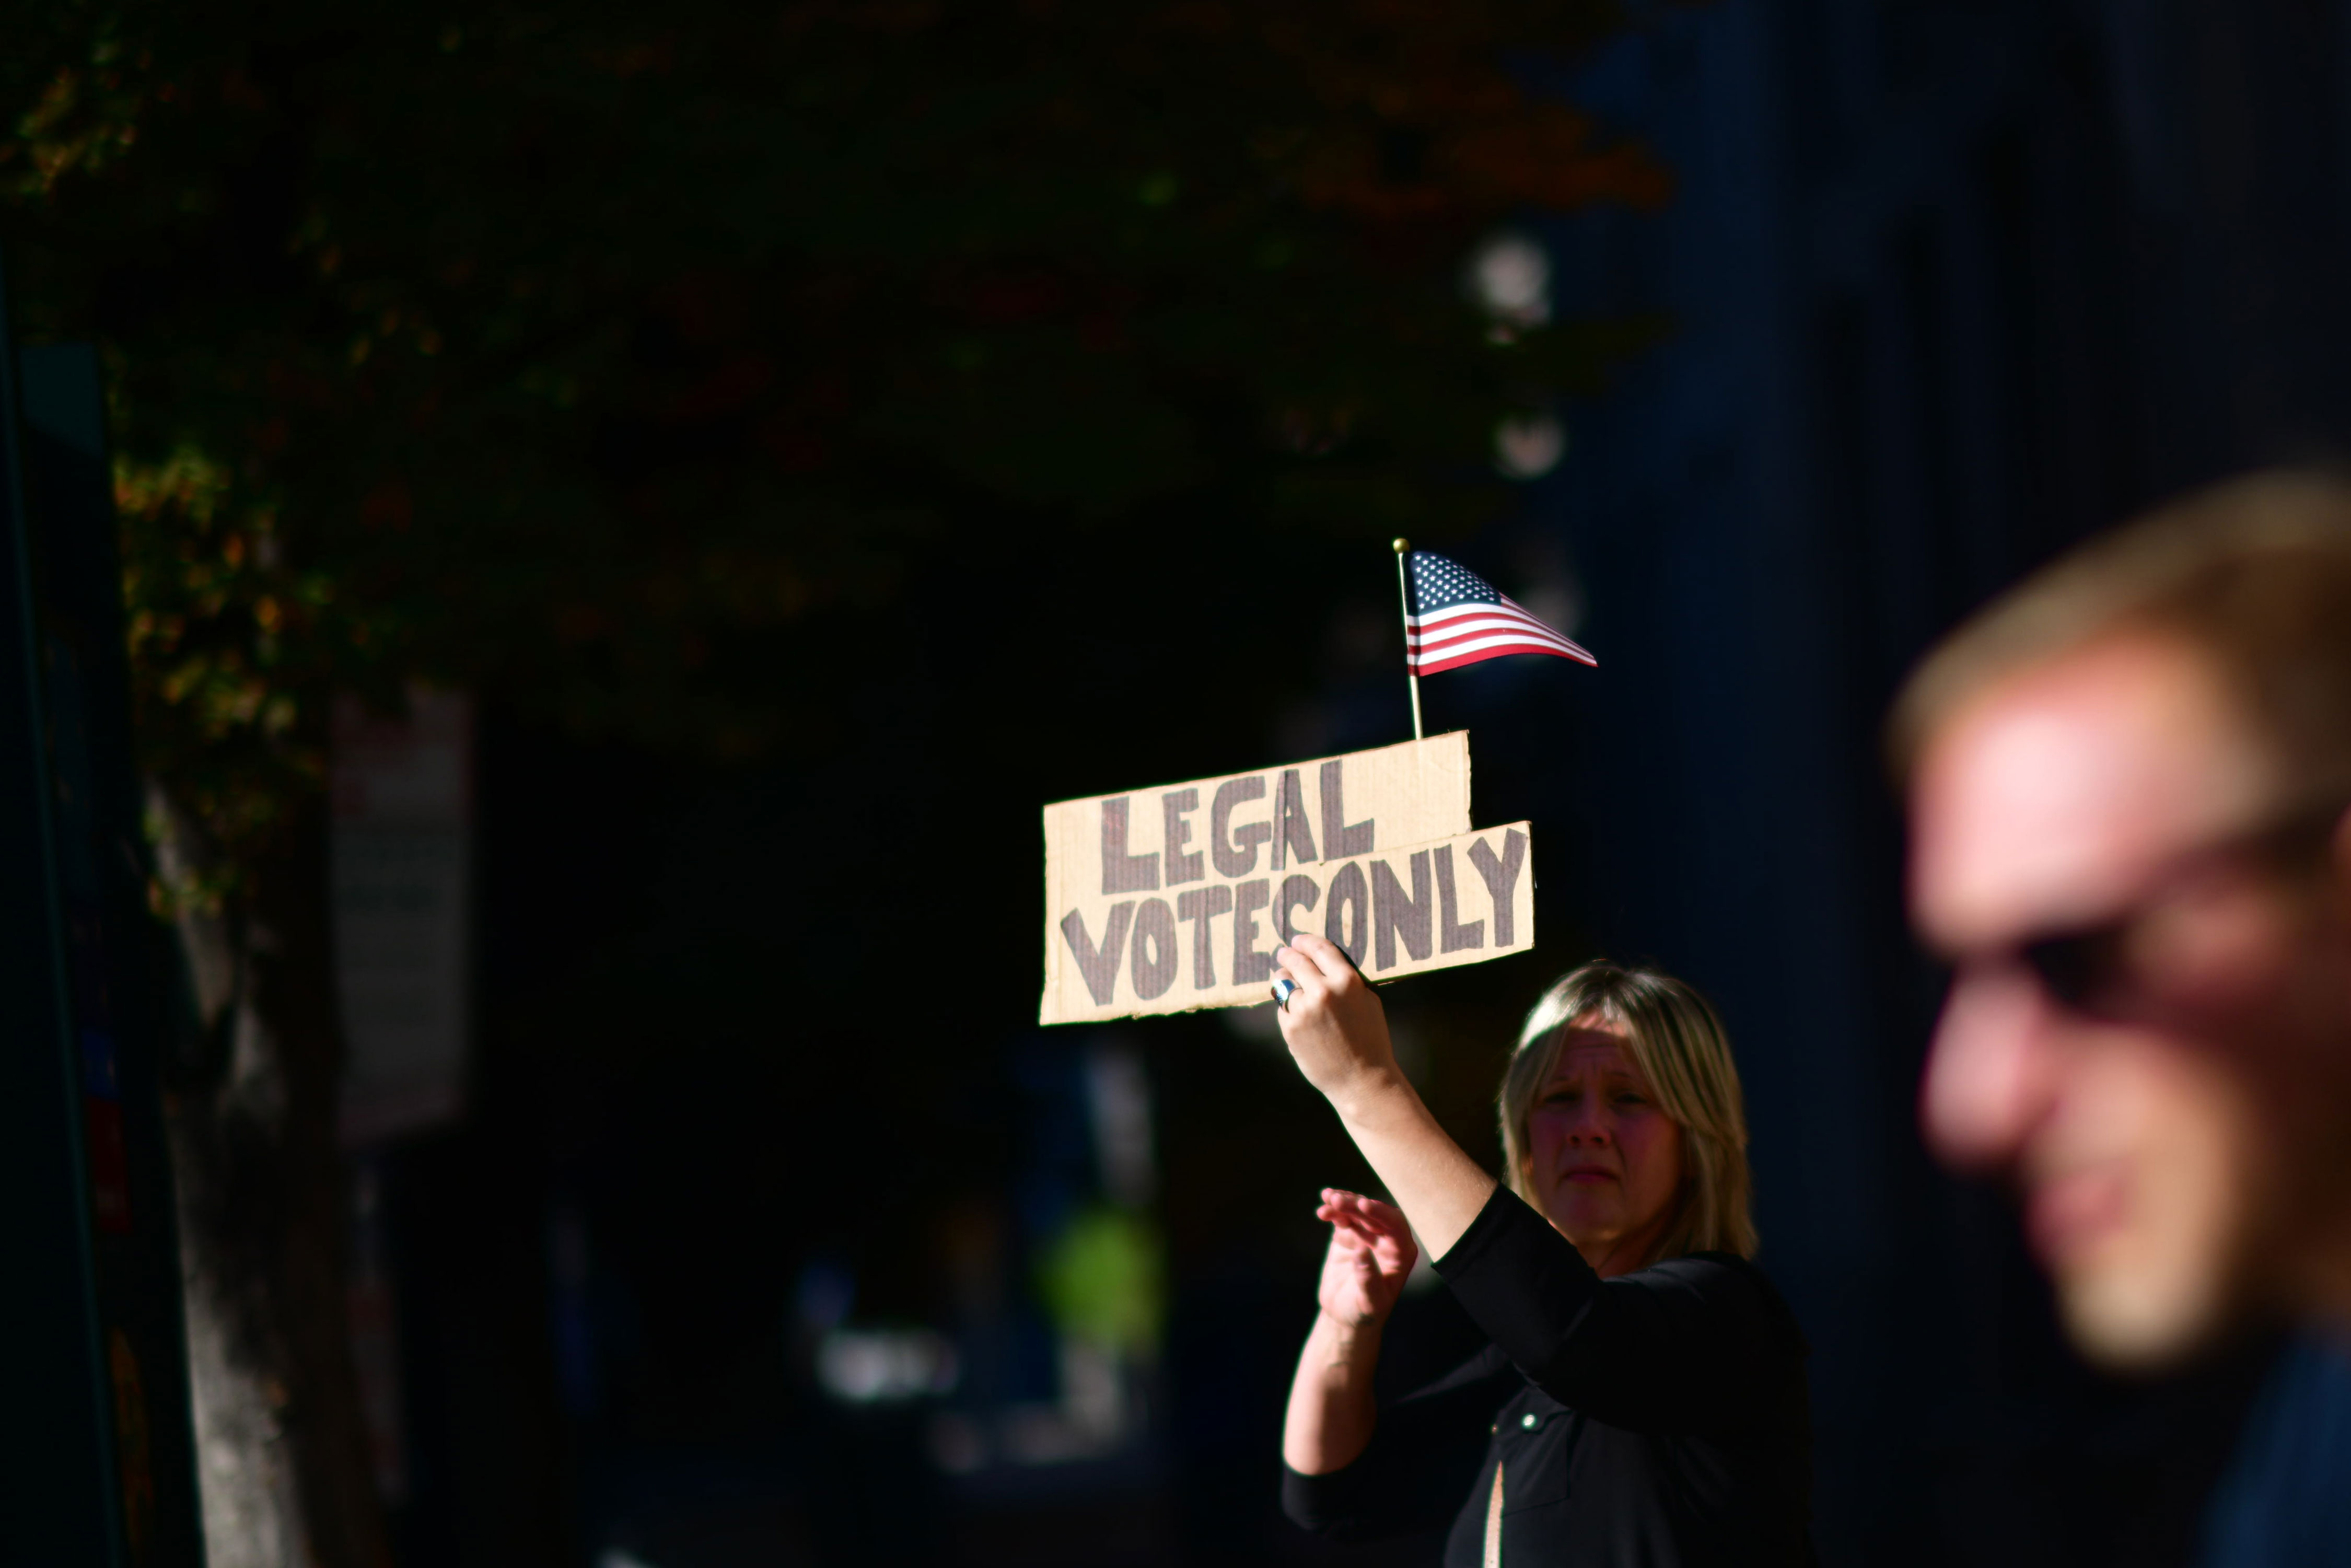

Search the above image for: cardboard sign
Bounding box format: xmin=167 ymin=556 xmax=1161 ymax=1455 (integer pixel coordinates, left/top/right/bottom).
xmin=1041 ymin=735 xmax=1534 ymax=1023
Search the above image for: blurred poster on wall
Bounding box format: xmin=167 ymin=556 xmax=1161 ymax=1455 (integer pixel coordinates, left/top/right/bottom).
xmin=332 ymin=689 xmax=473 ymax=1145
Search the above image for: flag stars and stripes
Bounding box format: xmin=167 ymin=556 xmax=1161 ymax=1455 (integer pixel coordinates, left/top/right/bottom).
xmin=1403 ymin=550 xmax=1597 ymax=676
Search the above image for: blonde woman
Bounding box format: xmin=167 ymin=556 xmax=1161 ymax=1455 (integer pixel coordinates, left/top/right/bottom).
xmin=1275 ymin=944 xmax=1814 ymax=1566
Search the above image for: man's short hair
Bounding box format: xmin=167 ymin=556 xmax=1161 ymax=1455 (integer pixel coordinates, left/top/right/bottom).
xmin=1889 ymin=468 xmax=2351 ymax=806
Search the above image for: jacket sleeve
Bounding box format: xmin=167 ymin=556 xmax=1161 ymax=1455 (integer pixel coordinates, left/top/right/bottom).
xmin=1281 ymin=1344 xmax=1512 ymax=1542
xmin=1429 ymin=1186 xmax=1796 ymax=1437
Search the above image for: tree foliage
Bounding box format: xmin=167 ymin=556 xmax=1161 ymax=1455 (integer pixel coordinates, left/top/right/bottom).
xmin=3 ymin=0 xmax=1663 ymax=884
xmin=1 ymin=7 xmax=1672 ymax=1562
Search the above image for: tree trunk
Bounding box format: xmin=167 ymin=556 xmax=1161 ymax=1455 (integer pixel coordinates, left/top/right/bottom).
xmin=163 ymin=792 xmax=391 ymax=1568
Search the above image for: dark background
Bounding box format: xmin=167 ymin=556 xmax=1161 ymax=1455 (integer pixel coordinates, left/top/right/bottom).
xmin=418 ymin=3 xmax=2351 ymax=1564
xmin=37 ymin=0 xmax=2351 ymax=1563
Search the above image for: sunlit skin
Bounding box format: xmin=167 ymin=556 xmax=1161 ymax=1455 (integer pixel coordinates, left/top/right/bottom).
xmin=1273 ymin=931 xmax=1498 ymax=1474
xmin=1911 ymin=631 xmax=2351 ymax=1366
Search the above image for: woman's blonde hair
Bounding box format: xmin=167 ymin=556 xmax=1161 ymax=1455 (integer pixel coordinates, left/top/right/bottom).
xmin=1498 ymin=960 xmax=1759 ymax=1262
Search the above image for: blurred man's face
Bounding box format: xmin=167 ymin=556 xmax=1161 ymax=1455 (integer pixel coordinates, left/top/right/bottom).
xmin=1910 ymin=633 xmax=2351 ymax=1367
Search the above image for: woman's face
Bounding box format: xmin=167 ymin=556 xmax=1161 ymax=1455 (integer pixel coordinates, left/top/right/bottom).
xmin=1523 ymin=1016 xmax=1686 ymax=1275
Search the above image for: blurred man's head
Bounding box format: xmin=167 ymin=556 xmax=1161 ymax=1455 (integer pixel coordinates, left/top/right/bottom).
xmin=1893 ymin=471 xmax=2351 ymax=1369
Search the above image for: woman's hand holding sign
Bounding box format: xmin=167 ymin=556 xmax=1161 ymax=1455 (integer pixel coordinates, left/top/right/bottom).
xmin=1272 ymin=933 xmax=1403 ymax=1110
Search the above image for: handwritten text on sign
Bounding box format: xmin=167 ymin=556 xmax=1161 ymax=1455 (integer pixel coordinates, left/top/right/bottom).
xmin=1040 ymin=735 xmax=1533 ymax=1023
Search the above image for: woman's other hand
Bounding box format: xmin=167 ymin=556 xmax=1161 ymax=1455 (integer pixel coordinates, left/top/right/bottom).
xmin=1285 ymin=1186 xmax=1417 ymax=1473
xmin=1315 ymin=1188 xmax=1418 ymax=1329
xmin=1274 ymin=933 xmax=1402 ymax=1109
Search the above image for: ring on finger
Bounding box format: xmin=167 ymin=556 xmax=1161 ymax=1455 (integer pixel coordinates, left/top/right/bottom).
xmin=1271 ymin=975 xmax=1300 ymax=1011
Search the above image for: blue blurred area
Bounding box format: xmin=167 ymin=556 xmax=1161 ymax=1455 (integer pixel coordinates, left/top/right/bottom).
xmin=1489 ymin=2 xmax=2351 ymax=1561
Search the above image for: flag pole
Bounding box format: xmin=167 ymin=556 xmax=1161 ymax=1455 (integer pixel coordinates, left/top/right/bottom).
xmin=1392 ymin=537 xmax=1423 ymax=741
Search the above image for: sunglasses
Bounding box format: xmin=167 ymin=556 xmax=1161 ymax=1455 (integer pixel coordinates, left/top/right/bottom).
xmin=1970 ymin=794 xmax=2348 ymax=1020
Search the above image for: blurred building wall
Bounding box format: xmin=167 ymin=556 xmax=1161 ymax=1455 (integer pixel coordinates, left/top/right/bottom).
xmin=1526 ymin=1 xmax=2351 ymax=1559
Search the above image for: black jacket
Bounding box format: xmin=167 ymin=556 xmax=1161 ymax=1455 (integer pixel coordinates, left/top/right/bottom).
xmin=1283 ymin=1187 xmax=1815 ymax=1566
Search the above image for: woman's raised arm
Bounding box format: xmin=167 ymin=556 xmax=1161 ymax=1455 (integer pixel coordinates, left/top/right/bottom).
xmin=1271 ymin=934 xmax=1497 ymax=1258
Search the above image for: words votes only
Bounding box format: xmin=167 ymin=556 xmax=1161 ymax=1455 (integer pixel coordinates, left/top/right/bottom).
xmin=1039 ymin=734 xmax=1534 ymax=1024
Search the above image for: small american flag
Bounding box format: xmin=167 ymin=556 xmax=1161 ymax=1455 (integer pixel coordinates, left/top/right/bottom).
xmin=1405 ymin=550 xmax=1597 ymax=675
